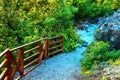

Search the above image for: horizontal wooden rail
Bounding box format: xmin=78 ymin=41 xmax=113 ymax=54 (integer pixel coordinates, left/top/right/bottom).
xmin=49 ymin=49 xmax=63 ymax=56
xmin=23 ymin=59 xmax=46 ymax=77
xmin=24 ymin=46 xmax=39 ymax=54
xmin=0 ymin=68 xmax=7 ymax=79
xmin=0 ymin=49 xmax=9 ymax=80
xmin=49 ymin=44 xmax=63 ymax=51
xmin=24 ymin=58 xmax=39 ymax=69
xmin=48 ymin=35 xmax=64 ymax=56
xmin=0 ymin=35 xmax=64 ymax=80
xmin=0 ymin=59 xmax=7 ymax=69
xmin=10 ymin=38 xmax=46 ymax=52
xmin=4 ymin=76 xmax=8 ymax=80
xmin=24 ymin=53 xmax=39 ymax=62
xmin=0 ymin=49 xmax=9 ymax=58
xmin=49 ymin=40 xmax=63 ymax=45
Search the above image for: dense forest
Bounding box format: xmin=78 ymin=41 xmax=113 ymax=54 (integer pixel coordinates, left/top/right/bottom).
xmin=1 ymin=0 xmax=120 ymax=79
xmin=0 ymin=0 xmax=120 ymax=52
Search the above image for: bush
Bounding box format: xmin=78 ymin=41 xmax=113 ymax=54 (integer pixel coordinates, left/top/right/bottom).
xmin=0 ymin=0 xmax=80 ymax=53
xmin=114 ymin=58 xmax=120 ymax=65
xmin=81 ymin=41 xmax=120 ymax=75
xmin=60 ymin=28 xmax=82 ymax=52
xmin=104 ymin=50 xmax=120 ymax=61
xmin=81 ymin=41 xmax=110 ymax=71
xmin=73 ymin=0 xmax=120 ymax=19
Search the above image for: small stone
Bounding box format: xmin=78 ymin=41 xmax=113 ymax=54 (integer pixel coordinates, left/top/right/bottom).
xmin=82 ymin=41 xmax=88 ymax=47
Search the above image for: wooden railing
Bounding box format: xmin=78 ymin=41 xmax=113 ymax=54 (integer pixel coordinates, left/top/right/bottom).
xmin=0 ymin=35 xmax=64 ymax=80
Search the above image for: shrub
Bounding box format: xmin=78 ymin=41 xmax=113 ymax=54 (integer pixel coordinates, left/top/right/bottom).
xmin=104 ymin=50 xmax=120 ymax=61
xmin=81 ymin=41 xmax=110 ymax=71
xmin=114 ymin=58 xmax=120 ymax=65
xmin=0 ymin=0 xmax=80 ymax=53
xmin=60 ymin=28 xmax=83 ymax=52
xmin=81 ymin=41 xmax=120 ymax=75
xmin=73 ymin=0 xmax=120 ymax=19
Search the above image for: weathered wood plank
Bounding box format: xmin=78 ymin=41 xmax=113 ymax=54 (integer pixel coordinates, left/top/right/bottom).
xmin=48 ymin=44 xmax=63 ymax=51
xmin=0 ymin=49 xmax=9 ymax=58
xmin=24 ymin=46 xmax=39 ymax=54
xmin=10 ymin=39 xmax=45 ymax=52
xmin=24 ymin=58 xmax=39 ymax=69
xmin=24 ymin=53 xmax=39 ymax=61
xmin=49 ymin=48 xmax=63 ymax=56
xmin=0 ymin=59 xmax=7 ymax=69
xmin=0 ymin=68 xmax=7 ymax=80
xmin=49 ymin=40 xmax=63 ymax=45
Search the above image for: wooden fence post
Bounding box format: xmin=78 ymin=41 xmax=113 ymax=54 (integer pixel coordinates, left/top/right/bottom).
xmin=6 ymin=49 xmax=12 ymax=80
xmin=20 ymin=47 xmax=24 ymax=76
xmin=38 ymin=41 xmax=42 ymax=63
xmin=62 ymin=36 xmax=64 ymax=53
xmin=43 ymin=38 xmax=48 ymax=59
xmin=45 ymin=38 xmax=48 ymax=59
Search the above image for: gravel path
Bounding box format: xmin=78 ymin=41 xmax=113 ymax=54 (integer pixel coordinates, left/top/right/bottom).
xmin=21 ymin=24 xmax=98 ymax=80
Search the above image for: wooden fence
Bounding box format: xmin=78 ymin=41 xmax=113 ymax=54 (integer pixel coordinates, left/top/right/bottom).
xmin=0 ymin=35 xmax=64 ymax=80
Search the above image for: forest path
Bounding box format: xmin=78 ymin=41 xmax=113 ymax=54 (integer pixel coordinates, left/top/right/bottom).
xmin=21 ymin=24 xmax=98 ymax=80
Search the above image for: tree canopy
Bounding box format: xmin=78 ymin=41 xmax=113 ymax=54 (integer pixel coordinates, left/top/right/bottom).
xmin=0 ymin=0 xmax=120 ymax=52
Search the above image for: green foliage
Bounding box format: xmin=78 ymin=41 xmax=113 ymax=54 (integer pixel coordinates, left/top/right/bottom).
xmin=0 ymin=0 xmax=120 ymax=52
xmin=0 ymin=0 xmax=79 ymax=52
xmin=114 ymin=58 xmax=120 ymax=65
xmin=73 ymin=0 xmax=120 ymax=19
xmin=62 ymin=28 xmax=80 ymax=52
xmin=81 ymin=41 xmax=120 ymax=75
xmin=81 ymin=41 xmax=110 ymax=70
xmin=86 ymin=41 xmax=109 ymax=55
xmin=104 ymin=50 xmax=120 ymax=61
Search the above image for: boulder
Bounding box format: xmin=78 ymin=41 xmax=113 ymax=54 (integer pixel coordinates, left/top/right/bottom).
xmin=96 ymin=9 xmax=120 ymax=49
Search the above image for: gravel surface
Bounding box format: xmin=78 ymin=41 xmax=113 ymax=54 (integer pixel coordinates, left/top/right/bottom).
xmin=21 ymin=24 xmax=98 ymax=80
